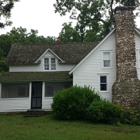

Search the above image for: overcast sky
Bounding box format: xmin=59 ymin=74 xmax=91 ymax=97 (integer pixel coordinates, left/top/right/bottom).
xmin=0 ymin=0 xmax=76 ymax=37
xmin=1 ymin=0 xmax=140 ymax=37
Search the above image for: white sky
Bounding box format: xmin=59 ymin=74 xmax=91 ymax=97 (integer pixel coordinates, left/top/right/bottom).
xmin=0 ymin=0 xmax=140 ymax=37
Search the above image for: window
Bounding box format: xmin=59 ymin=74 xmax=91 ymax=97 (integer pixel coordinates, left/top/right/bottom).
xmin=100 ymin=76 xmax=107 ymax=91
xmin=18 ymin=87 xmax=26 ymax=97
xmin=44 ymin=58 xmax=49 ymax=70
xmin=45 ymin=82 xmax=72 ymax=97
xmin=44 ymin=58 xmax=56 ymax=70
xmin=1 ymin=83 xmax=29 ymax=98
xmin=45 ymin=86 xmax=54 ymax=97
xmin=103 ymin=52 xmax=111 ymax=67
xmin=51 ymin=58 xmax=56 ymax=70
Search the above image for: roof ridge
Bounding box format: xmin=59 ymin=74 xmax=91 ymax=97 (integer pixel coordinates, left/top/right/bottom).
xmin=12 ymin=41 xmax=100 ymax=46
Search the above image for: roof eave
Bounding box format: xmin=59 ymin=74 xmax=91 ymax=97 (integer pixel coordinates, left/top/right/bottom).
xmin=135 ymin=28 xmax=140 ymax=36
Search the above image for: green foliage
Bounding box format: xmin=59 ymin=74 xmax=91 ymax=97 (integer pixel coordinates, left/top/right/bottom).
xmin=58 ymin=22 xmax=81 ymax=42
xmin=0 ymin=0 xmax=19 ymax=28
xmin=0 ymin=34 xmax=12 ymax=57
xmin=87 ymin=100 xmax=123 ymax=124
xmin=0 ymin=26 xmax=56 ymax=73
xmin=52 ymin=85 xmax=140 ymax=125
xmin=54 ymin=0 xmax=140 ymax=41
xmin=52 ymin=86 xmax=100 ymax=120
xmin=121 ymin=109 xmax=140 ymax=125
xmin=58 ymin=21 xmax=104 ymax=42
xmin=0 ymin=57 xmax=8 ymax=74
xmin=7 ymin=27 xmax=56 ymax=44
xmin=0 ymin=34 xmax=11 ymax=73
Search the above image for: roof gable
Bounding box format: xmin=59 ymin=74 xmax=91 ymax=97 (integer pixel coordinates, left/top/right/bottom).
xmin=35 ymin=48 xmax=64 ymax=63
xmin=69 ymin=28 xmax=140 ymax=74
xmin=69 ymin=29 xmax=115 ymax=74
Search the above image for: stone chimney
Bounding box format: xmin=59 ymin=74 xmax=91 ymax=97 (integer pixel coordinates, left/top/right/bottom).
xmin=112 ymin=6 xmax=140 ymax=108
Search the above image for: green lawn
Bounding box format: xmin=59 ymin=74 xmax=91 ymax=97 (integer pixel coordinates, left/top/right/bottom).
xmin=0 ymin=114 xmax=140 ymax=140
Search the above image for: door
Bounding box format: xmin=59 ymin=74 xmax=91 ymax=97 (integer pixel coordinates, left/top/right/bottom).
xmin=31 ymin=82 xmax=42 ymax=109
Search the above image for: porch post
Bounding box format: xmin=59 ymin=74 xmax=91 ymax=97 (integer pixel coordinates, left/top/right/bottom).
xmin=42 ymin=82 xmax=45 ymax=109
xmin=0 ymin=83 xmax=1 ymax=99
xmin=29 ymin=82 xmax=32 ymax=109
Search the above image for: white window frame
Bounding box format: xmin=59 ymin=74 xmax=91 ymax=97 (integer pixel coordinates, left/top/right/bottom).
xmin=97 ymin=73 xmax=109 ymax=92
xmin=44 ymin=58 xmax=49 ymax=70
xmin=102 ymin=51 xmax=112 ymax=68
xmin=44 ymin=58 xmax=56 ymax=71
xmin=51 ymin=58 xmax=56 ymax=70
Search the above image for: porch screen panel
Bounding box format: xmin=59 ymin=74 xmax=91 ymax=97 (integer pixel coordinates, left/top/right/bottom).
xmin=1 ymin=83 xmax=29 ymax=98
xmin=45 ymin=82 xmax=72 ymax=97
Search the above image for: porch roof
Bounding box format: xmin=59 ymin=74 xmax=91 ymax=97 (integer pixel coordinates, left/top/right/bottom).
xmin=0 ymin=72 xmax=72 ymax=83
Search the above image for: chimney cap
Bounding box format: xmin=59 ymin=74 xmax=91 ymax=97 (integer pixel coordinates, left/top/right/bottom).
xmin=115 ymin=6 xmax=134 ymax=13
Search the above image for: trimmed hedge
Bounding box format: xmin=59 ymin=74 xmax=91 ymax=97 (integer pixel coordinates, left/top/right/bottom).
xmin=51 ymin=86 xmax=100 ymax=120
xmin=87 ymin=100 xmax=123 ymax=124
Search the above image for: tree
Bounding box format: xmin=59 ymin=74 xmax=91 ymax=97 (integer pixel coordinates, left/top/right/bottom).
xmin=7 ymin=27 xmax=56 ymax=44
xmin=54 ymin=0 xmax=140 ymax=41
xmin=0 ymin=0 xmax=19 ymax=28
xmin=0 ymin=26 xmax=57 ymax=73
xmin=84 ymin=21 xmax=104 ymax=42
xmin=42 ymin=36 xmax=56 ymax=44
xmin=58 ymin=22 xmax=81 ymax=43
xmin=0 ymin=34 xmax=12 ymax=57
xmin=0 ymin=34 xmax=12 ymax=73
xmin=7 ymin=27 xmax=28 ymax=43
xmin=58 ymin=22 xmax=103 ymax=42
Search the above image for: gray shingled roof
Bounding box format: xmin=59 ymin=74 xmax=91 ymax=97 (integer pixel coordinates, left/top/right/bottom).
xmin=0 ymin=72 xmax=72 ymax=83
xmin=6 ymin=42 xmax=99 ymax=65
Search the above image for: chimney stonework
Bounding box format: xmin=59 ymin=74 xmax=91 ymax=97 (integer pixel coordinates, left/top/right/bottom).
xmin=112 ymin=6 xmax=140 ymax=108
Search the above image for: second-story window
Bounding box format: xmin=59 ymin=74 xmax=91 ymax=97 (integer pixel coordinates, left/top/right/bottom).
xmin=103 ymin=52 xmax=111 ymax=67
xmin=44 ymin=58 xmax=49 ymax=70
xmin=51 ymin=58 xmax=56 ymax=70
xmin=44 ymin=58 xmax=56 ymax=70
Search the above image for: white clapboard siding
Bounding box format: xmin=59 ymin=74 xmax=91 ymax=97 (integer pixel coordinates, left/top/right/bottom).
xmin=135 ymin=33 xmax=140 ymax=80
xmin=0 ymin=98 xmax=30 ymax=112
xmin=41 ymin=82 xmax=53 ymax=110
xmin=42 ymin=97 xmax=53 ymax=110
xmin=73 ymin=32 xmax=116 ymax=101
xmin=9 ymin=51 xmax=75 ymax=72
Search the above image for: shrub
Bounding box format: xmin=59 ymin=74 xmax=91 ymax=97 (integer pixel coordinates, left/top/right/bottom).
xmin=121 ymin=109 xmax=140 ymax=125
xmin=87 ymin=100 xmax=123 ymax=124
xmin=51 ymin=86 xmax=101 ymax=120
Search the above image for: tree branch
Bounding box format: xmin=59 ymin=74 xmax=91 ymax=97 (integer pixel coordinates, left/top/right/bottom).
xmin=89 ymin=16 xmax=106 ymax=24
xmin=110 ymin=0 xmax=114 ymax=20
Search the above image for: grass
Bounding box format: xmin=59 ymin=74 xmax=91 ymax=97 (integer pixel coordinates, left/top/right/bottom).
xmin=0 ymin=114 xmax=140 ymax=140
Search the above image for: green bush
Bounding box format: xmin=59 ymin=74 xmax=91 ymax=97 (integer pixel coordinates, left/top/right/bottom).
xmin=121 ymin=109 xmax=140 ymax=125
xmin=87 ymin=100 xmax=123 ymax=124
xmin=51 ymin=86 xmax=101 ymax=120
